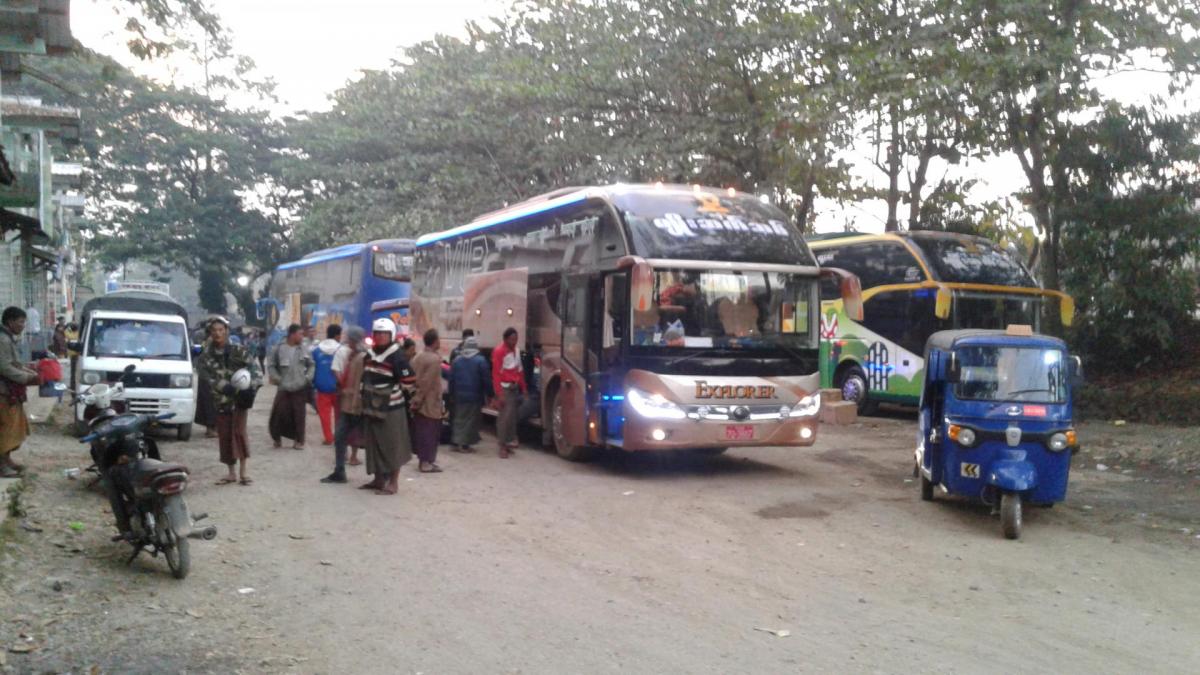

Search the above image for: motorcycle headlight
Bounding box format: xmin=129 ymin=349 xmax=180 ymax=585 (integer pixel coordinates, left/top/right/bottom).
xmin=170 ymin=374 xmax=192 ymax=388
xmin=81 ymin=370 xmax=101 ymax=385
xmin=789 ymin=392 xmax=821 ymax=417
xmin=626 ymin=387 xmax=686 ymax=420
xmin=1048 ymin=432 xmax=1069 ymax=452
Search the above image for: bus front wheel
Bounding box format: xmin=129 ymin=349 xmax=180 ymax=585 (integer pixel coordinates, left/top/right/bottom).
xmin=551 ymin=388 xmax=594 ymax=462
xmin=837 ymin=365 xmax=878 ymax=416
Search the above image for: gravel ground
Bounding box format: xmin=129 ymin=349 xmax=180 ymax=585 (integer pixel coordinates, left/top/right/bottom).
xmin=1 ymin=389 xmax=1198 ymax=674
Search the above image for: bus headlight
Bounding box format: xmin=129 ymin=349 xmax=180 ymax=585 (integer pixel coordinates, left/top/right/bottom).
xmin=789 ymin=393 xmax=821 ymax=417
xmin=81 ymin=370 xmax=102 ymax=385
xmin=627 ymin=388 xmax=686 ymax=420
xmin=170 ymin=374 xmax=193 ymax=388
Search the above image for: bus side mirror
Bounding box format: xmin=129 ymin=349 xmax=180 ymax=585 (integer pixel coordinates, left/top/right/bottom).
xmin=621 ymin=257 xmax=656 ymax=328
xmin=1060 ymin=295 xmax=1075 ymax=327
xmin=819 ymin=267 xmax=862 ymax=321
xmin=935 ymin=287 xmax=952 ymax=320
xmin=1069 ymin=355 xmax=1083 ymax=386
xmin=946 ymin=352 xmax=960 ymax=384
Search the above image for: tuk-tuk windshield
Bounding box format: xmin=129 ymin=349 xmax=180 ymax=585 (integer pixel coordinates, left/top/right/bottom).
xmin=955 ymin=346 xmax=1067 ymax=403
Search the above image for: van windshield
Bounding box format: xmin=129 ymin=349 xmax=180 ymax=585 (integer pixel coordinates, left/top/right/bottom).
xmin=955 ymin=346 xmax=1066 ymax=403
xmin=88 ymin=318 xmax=189 ymax=360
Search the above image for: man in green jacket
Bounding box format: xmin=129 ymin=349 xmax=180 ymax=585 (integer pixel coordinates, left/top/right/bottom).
xmin=198 ymin=317 xmax=262 ymax=486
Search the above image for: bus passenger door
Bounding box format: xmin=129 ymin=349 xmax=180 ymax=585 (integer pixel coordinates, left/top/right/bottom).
xmin=557 ymin=274 xmax=590 ymax=448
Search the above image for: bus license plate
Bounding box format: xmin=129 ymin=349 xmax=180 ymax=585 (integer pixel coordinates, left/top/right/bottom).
xmin=725 ymin=425 xmax=754 ymax=441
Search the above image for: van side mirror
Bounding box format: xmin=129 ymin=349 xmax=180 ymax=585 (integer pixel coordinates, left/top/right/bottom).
xmin=946 ymin=352 xmax=960 ymax=384
xmin=819 ymin=267 xmax=863 ymax=321
xmin=935 ymin=287 xmax=952 ymax=320
xmin=1069 ymin=355 xmax=1083 ymax=386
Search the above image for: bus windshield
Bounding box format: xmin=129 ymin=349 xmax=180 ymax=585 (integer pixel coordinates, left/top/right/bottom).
xmin=909 ymin=235 xmax=1036 ymax=286
xmin=373 ymin=249 xmax=414 ymax=281
xmin=617 ymin=190 xmax=817 ymax=266
xmin=955 ymin=346 xmax=1067 ymax=403
xmin=631 ymin=269 xmax=813 ymax=350
xmin=88 ymin=318 xmax=189 ymax=360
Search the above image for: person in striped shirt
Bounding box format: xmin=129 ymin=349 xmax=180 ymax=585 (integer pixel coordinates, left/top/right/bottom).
xmin=359 ymin=318 xmax=416 ymax=496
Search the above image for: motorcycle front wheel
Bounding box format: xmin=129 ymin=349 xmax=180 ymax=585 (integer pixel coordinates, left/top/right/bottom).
xmin=157 ymin=506 xmax=191 ymax=579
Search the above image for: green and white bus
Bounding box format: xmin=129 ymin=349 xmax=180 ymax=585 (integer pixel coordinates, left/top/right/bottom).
xmin=808 ymin=231 xmax=1074 ymax=413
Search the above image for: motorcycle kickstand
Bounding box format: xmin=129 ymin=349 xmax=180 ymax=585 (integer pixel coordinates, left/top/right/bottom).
xmin=125 ymin=545 xmax=142 ymax=566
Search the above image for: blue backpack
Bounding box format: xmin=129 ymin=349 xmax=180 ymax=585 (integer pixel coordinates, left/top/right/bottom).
xmin=312 ymin=346 xmax=338 ymax=393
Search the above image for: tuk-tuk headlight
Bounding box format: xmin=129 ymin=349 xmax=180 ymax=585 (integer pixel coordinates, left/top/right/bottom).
xmin=1048 ymin=432 xmax=1070 ymax=452
xmin=949 ymin=424 xmax=976 ymax=447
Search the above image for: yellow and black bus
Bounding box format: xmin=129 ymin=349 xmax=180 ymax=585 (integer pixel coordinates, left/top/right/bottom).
xmin=807 ymin=231 xmax=1073 ymax=413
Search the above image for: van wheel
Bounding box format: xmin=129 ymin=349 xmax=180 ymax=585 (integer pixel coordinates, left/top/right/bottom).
xmin=1000 ymin=492 xmax=1022 ymax=540
xmin=837 ymin=365 xmax=878 ymax=415
xmin=176 ymin=423 xmax=193 ymax=441
xmin=551 ymin=388 xmax=594 ymax=462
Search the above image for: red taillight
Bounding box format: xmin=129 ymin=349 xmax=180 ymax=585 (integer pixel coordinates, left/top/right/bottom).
xmin=155 ymin=477 xmax=186 ymax=495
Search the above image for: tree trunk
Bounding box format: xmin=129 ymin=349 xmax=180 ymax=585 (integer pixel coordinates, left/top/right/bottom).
xmin=885 ymin=99 xmax=901 ymax=232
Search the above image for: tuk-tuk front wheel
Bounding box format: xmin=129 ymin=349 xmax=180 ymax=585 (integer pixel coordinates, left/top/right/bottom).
xmin=920 ymin=472 xmax=934 ymax=501
xmin=1000 ymin=492 xmax=1022 ymax=540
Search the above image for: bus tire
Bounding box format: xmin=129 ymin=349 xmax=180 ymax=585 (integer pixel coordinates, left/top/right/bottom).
xmin=176 ymin=423 xmax=193 ymax=442
xmin=837 ymin=364 xmax=878 ymax=416
xmin=551 ymin=387 xmax=594 ymax=462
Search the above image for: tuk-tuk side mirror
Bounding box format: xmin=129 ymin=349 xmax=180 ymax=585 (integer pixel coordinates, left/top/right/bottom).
xmin=1069 ymin=355 xmax=1083 ymax=386
xmin=935 ymin=287 xmax=952 ymax=320
xmin=819 ymin=267 xmax=863 ymax=321
xmin=1060 ymin=295 xmax=1076 ymax=327
xmin=946 ymin=352 xmax=961 ymax=384
xmin=67 ymin=340 xmax=82 ymax=353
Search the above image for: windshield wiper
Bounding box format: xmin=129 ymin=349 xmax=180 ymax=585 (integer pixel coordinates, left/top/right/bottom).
xmin=137 ymin=353 xmax=185 ymax=360
xmin=667 ymin=347 xmax=725 ymax=369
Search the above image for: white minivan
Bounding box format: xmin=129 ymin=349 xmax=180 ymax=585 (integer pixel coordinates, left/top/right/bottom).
xmin=73 ymin=291 xmax=197 ymax=439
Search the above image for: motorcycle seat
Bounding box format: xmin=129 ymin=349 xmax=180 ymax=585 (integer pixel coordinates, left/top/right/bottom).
xmin=130 ymin=458 xmax=190 ymax=485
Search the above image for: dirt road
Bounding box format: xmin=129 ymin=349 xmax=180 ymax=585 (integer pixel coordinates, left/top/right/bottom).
xmin=2 ymin=390 xmax=1198 ymax=673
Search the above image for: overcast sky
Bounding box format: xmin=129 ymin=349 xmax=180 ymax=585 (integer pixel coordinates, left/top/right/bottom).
xmin=72 ymin=0 xmax=507 ymax=114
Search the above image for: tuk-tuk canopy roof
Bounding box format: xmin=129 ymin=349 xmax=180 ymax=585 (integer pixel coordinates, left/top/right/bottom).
xmin=925 ymin=329 xmax=1066 ymax=355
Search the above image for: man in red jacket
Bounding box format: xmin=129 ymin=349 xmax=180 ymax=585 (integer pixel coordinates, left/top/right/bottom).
xmin=491 ymin=326 xmax=525 ymax=458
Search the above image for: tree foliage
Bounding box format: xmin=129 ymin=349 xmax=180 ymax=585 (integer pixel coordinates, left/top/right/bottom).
xmin=1058 ymin=107 xmax=1200 ymax=370
xmin=16 ymin=50 xmax=288 ymax=315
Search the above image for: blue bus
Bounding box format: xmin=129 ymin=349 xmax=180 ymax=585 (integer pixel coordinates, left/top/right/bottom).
xmin=259 ymin=238 xmax=415 ymax=346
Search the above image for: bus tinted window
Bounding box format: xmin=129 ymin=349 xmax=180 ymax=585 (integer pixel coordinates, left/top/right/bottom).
xmin=373 ymin=250 xmax=413 ymax=280
xmin=910 ymin=235 xmax=1035 ymax=286
xmin=616 ymin=190 xmax=816 ymax=266
xmin=814 ymin=242 xmax=923 ymax=289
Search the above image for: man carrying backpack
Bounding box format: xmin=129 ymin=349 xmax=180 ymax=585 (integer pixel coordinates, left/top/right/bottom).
xmin=312 ymin=324 xmax=343 ymax=446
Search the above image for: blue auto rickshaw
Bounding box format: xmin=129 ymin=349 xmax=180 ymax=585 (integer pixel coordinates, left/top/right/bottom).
xmin=915 ymin=325 xmax=1082 ymax=539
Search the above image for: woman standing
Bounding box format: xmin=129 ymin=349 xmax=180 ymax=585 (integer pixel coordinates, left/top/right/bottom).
xmin=448 ymin=335 xmax=489 ymax=453
xmin=194 ymin=321 xmax=219 ymax=439
xmin=0 ymin=307 xmax=39 ymax=477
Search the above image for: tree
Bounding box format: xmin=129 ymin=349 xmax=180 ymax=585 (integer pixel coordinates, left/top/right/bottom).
xmin=17 ymin=50 xmax=287 ymax=317
xmin=1057 ymin=106 xmax=1200 ymax=369
xmin=952 ymin=0 xmax=1200 ymax=295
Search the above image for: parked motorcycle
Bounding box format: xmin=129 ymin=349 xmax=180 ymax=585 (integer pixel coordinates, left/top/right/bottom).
xmin=80 ymin=366 xmax=216 ymax=579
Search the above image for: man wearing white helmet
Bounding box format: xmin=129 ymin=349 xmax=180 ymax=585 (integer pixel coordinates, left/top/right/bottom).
xmin=198 ymin=317 xmax=262 ymax=486
xmin=359 ymin=317 xmax=416 ymax=495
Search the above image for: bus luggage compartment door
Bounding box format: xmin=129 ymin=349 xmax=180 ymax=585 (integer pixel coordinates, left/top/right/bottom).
xmin=462 ymin=268 xmax=529 ymax=348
